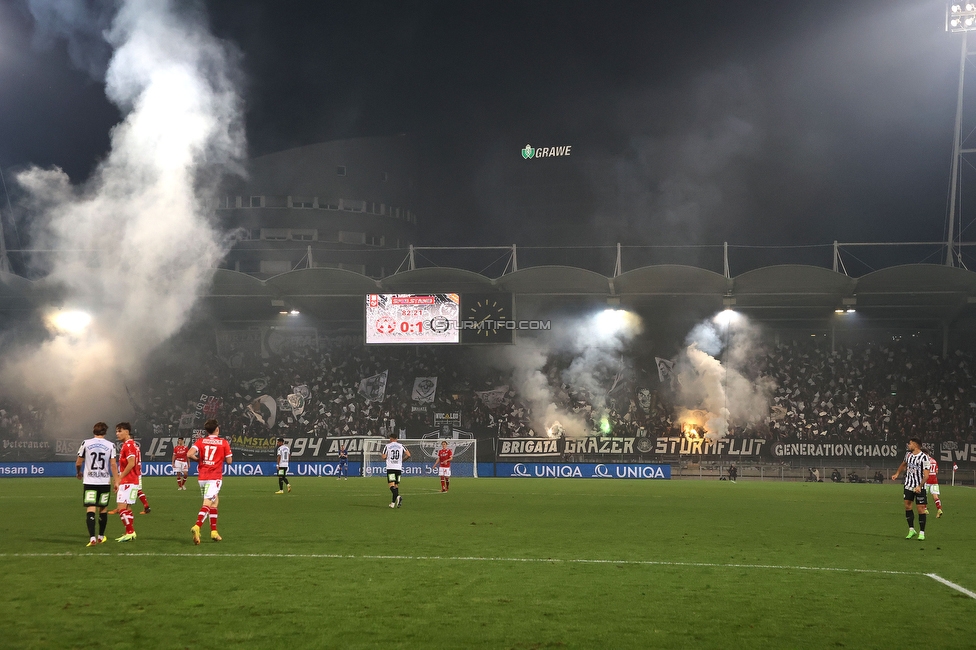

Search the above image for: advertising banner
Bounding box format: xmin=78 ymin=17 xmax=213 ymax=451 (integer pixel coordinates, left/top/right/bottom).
xmin=495 ymin=462 xmax=670 ymax=479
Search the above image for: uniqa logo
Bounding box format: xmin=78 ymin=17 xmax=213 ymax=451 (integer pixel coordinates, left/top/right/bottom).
xmin=521 ymin=144 xmax=535 ymax=159
xmin=593 ymin=464 xmax=611 ymax=478
xmin=512 ymin=463 xmax=531 ymax=477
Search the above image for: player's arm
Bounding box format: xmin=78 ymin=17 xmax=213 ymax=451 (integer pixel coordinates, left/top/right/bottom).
xmin=187 ymin=445 xmax=199 ymax=461
xmin=75 ymin=446 xmax=85 ymax=479
xmin=110 ymin=457 xmax=119 ymax=487
xmin=404 ymin=448 xmax=411 ymax=460
xmin=891 ymin=461 xmax=907 ymax=481
xmin=224 ymin=441 xmax=233 ymax=465
xmin=118 ymin=455 xmax=135 ymax=482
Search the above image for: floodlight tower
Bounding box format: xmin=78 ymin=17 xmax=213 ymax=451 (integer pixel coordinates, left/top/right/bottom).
xmin=945 ymin=4 xmax=976 ymax=267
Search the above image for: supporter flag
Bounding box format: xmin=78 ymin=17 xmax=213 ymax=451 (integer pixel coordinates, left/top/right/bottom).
xmin=287 ymin=393 xmax=306 ymax=417
xmin=637 ymin=387 xmax=652 ymax=413
xmin=412 ymin=377 xmax=437 ymax=403
xmin=655 ymin=357 xmax=680 ymax=389
xmin=247 ymin=395 xmax=277 ymax=428
xmin=178 ymin=413 xmax=195 ymax=429
xmin=358 ymin=370 xmax=389 ymax=402
xmin=475 ymin=386 xmax=509 ymax=409
xmin=202 ymin=396 xmax=222 ymax=419
xmin=292 ymin=384 xmax=311 ymax=400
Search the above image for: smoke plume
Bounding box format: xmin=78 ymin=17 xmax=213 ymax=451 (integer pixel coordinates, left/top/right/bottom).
xmin=4 ymin=0 xmax=244 ymax=428
xmin=492 ymin=310 xmax=643 ymax=438
xmin=674 ymin=313 xmax=773 ymax=440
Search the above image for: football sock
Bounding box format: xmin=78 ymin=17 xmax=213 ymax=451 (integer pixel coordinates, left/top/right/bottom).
xmin=195 ymin=506 xmax=211 ymax=527
xmin=934 ymin=496 xmax=942 ymax=510
xmin=391 ymin=486 xmax=399 ymax=502
xmin=98 ymin=512 xmax=108 ymax=536
xmin=919 ymin=513 xmax=926 ymax=532
xmin=278 ymin=476 xmax=284 ymax=490
xmin=120 ymin=509 xmax=135 ymax=534
xmin=86 ymin=512 xmax=96 ymax=538
xmin=209 ymin=508 xmax=218 ymax=531
xmin=906 ymin=510 xmax=915 ymax=529
xmin=138 ymin=491 xmax=149 ymax=508
xmin=445 ymin=478 xmax=450 ymax=490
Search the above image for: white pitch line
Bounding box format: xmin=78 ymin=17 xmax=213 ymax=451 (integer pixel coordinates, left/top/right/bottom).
xmin=926 ymin=573 xmax=976 ymax=599
xmin=0 ymin=551 xmax=920 ymax=576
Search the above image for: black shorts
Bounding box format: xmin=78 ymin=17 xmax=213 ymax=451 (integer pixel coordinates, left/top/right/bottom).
xmin=277 ymin=467 xmax=288 ymax=477
xmin=904 ymin=488 xmax=927 ymax=505
xmin=387 ymin=469 xmax=402 ymax=484
xmin=83 ymin=484 xmax=111 ymax=508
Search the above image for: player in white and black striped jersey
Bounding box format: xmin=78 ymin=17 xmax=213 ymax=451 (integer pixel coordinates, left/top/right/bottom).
xmin=891 ymin=437 xmax=931 ymax=541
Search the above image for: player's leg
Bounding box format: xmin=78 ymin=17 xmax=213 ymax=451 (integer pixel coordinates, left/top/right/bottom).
xmin=276 ymin=468 xmax=285 ymax=493
xmin=97 ymin=507 xmax=108 ymax=542
xmin=208 ymin=490 xmax=221 ymax=541
xmin=191 ymin=482 xmax=213 ymax=544
xmin=138 ymin=486 xmax=150 ymax=514
xmin=84 ymin=503 xmax=97 ymax=545
xmin=115 ymin=485 xmax=137 ymax=542
xmin=917 ymin=493 xmax=928 ymax=539
xmin=904 ymin=494 xmax=916 ymax=538
xmin=283 ymin=468 xmax=291 ymax=492
xmin=388 ymin=477 xmax=397 ymax=507
xmin=445 ymin=468 xmax=450 ymax=492
xmin=931 ymin=484 xmax=943 ymax=516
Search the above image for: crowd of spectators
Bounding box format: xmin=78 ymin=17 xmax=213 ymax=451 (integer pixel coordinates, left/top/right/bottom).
xmin=2 ymin=330 xmax=974 ymax=446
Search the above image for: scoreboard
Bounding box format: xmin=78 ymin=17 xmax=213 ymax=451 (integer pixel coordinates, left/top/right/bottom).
xmin=365 ymin=294 xmax=460 ymax=344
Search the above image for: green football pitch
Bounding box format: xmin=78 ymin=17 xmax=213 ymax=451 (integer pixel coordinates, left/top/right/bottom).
xmin=1 ymin=477 xmax=974 ymax=649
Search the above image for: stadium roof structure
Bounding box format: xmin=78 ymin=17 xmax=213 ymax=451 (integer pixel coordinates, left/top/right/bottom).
xmin=2 ymin=264 xmax=976 ymax=329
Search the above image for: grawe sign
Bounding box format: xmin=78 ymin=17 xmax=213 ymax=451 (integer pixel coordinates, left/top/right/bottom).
xmin=521 ymin=144 xmax=572 ymax=159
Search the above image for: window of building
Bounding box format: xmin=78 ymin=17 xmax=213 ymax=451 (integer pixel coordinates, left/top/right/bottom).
xmin=318 ymin=230 xmax=339 ymax=242
xmin=237 ymin=260 xmax=260 ymax=273
xmin=261 ymin=228 xmax=289 ymax=241
xmin=291 ymin=230 xmax=315 ymax=241
xmin=217 ymin=196 xmax=230 ymax=209
xmin=336 ymin=165 xmax=346 ymax=176
xmin=291 ymin=196 xmax=314 ymax=208
xmin=366 ymin=234 xmax=382 ymax=247
xmin=250 ymin=229 xmax=261 ymax=240
xmin=339 ymin=231 xmax=366 ymax=245
xmin=249 ymin=196 xmax=263 ymax=208
xmin=321 ymin=200 xmax=339 ymax=210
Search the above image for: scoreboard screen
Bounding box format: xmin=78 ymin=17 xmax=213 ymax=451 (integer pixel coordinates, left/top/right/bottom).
xmin=365 ymin=294 xmax=460 ymax=344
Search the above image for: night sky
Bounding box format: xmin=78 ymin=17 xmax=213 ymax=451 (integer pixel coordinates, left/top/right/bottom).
xmin=0 ymin=0 xmax=971 ymax=271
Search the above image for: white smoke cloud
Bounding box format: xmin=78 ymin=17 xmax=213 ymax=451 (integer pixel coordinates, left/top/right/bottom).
xmin=674 ymin=314 xmax=774 ymax=440
xmin=5 ymin=0 xmax=244 ymax=427
xmin=493 ymin=310 xmax=643 ymax=438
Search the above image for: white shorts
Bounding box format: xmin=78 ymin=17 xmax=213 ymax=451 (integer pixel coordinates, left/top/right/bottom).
xmin=438 ymin=467 xmax=451 ymax=477
xmin=116 ymin=484 xmax=139 ymax=505
xmin=173 ymin=460 xmax=188 ymax=474
xmin=926 ymin=483 xmax=940 ymax=496
xmin=199 ymin=479 xmax=222 ymax=500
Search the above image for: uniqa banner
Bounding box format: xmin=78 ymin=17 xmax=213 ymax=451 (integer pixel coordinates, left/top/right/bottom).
xmin=496 ymin=462 xmax=670 ymax=479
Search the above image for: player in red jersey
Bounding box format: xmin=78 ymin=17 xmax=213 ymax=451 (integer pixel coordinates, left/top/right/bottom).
xmin=114 ymin=423 xmax=141 ymax=542
xmin=172 ymin=437 xmax=189 ymax=490
xmin=187 ymin=419 xmax=233 ymax=544
xmin=107 ymin=423 xmax=151 ymax=515
xmin=922 ymin=448 xmax=944 ymax=518
xmin=433 ymin=440 xmax=453 ymax=492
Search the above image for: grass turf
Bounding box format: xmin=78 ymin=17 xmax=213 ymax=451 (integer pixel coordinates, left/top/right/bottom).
xmin=0 ymin=477 xmax=974 ymax=649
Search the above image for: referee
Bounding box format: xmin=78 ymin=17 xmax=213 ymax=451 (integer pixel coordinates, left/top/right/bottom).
xmin=891 ymin=437 xmax=931 ymax=541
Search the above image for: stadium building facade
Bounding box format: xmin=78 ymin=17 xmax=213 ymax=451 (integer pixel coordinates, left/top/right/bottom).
xmin=215 ymin=135 xmax=419 ymax=280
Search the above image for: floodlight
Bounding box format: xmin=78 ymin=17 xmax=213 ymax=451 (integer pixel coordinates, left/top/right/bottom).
xmin=835 ymin=309 xmax=845 ymax=314
xmin=712 ymin=309 xmax=740 ymax=328
xmin=279 ymin=310 xmax=288 ymax=315
xmin=952 ymin=4 xmax=962 ymax=12
xmin=289 ymin=309 xmax=300 ymax=315
xmin=48 ymin=310 xmax=92 ymax=334
xmin=967 ymin=3 xmax=975 ymax=11
xmin=595 ymin=308 xmax=626 ymax=333
xmin=846 ymin=308 xmax=856 ymax=313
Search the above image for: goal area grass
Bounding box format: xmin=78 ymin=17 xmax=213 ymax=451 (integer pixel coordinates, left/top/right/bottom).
xmin=1 ymin=476 xmax=973 ymax=649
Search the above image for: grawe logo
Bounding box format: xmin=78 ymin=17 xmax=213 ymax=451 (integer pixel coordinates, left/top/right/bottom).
xmin=522 ymin=144 xmax=571 ymax=159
